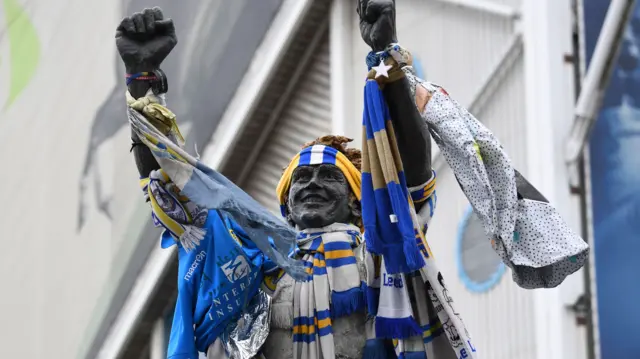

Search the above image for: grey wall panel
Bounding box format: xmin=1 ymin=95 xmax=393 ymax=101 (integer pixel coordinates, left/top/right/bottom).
xmin=243 ymin=34 xmax=332 ymax=214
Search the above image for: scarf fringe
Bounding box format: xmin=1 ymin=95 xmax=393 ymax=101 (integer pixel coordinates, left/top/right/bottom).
xmin=180 ymin=225 xmax=206 ymax=252
xmin=363 ymin=339 xmax=396 ymax=359
xmin=366 ymin=286 xmax=380 ymax=316
xmin=363 ymin=225 xmax=382 ymax=254
xmin=330 ymin=282 xmax=366 ymax=318
xmin=403 ymin=238 xmax=425 ymax=272
xmin=375 ymin=316 xmax=422 ymax=340
xmin=384 ymin=245 xmax=424 ymax=274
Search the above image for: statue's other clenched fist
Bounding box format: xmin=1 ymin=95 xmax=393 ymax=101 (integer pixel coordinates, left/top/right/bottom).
xmin=116 ymin=7 xmax=177 ymax=73
xmin=357 ymin=0 xmax=397 ymax=52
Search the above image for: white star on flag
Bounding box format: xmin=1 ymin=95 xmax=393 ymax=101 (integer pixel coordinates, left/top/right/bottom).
xmin=373 ymin=59 xmax=392 ymax=79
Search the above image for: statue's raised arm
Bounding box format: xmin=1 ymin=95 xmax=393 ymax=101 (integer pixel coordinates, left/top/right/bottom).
xmin=115 ymin=7 xmax=177 ymax=178
xmin=358 ymin=0 xmax=433 ymax=193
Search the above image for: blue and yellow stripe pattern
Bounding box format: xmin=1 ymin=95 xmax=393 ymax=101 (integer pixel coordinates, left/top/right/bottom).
xmin=361 ymin=78 xmax=426 ymax=274
xmin=293 ymin=309 xmax=333 ymax=343
xmin=409 ymin=174 xmax=436 ymax=203
xmin=288 ymin=226 xmax=366 ymax=354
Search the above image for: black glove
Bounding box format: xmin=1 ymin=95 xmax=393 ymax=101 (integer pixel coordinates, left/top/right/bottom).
xmin=115 ymin=7 xmax=177 ymax=74
xmin=117 ymin=7 xmax=177 ymax=178
xmin=357 ymin=0 xmax=397 ymax=52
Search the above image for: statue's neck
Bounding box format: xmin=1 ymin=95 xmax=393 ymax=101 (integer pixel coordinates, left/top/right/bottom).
xmin=297 ymin=222 xmax=359 ymax=234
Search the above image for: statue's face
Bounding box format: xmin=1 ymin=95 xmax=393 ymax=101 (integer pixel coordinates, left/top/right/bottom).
xmin=287 ymin=164 xmax=352 ymax=230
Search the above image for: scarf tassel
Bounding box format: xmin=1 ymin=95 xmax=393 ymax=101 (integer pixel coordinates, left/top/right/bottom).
xmin=403 ymin=236 xmax=425 ymax=272
xmin=375 ymin=316 xmax=422 ymax=340
xmin=361 ymin=174 xmax=381 ymax=254
xmin=383 ymin=242 xmax=425 ymax=275
xmin=179 ymin=225 xmax=206 ymax=251
xmin=363 ymin=225 xmax=382 ymax=254
xmin=366 ymin=286 xmax=380 ymax=316
xmin=330 ymin=282 xmax=366 ymax=318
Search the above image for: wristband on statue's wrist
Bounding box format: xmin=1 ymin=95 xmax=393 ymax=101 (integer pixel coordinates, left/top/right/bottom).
xmin=125 ymin=68 xmax=168 ymax=95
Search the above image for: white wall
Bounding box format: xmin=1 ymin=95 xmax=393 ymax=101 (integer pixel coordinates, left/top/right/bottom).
xmin=522 ymin=0 xmax=586 ymax=358
xmin=0 ymin=1 xmax=129 ymax=357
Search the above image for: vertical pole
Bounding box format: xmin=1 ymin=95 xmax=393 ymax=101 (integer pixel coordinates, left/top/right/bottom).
xmin=330 ymin=0 xmax=355 ymax=141
xmin=523 ymin=0 xmax=582 ymax=358
xmin=571 ymin=0 xmax=599 ymax=357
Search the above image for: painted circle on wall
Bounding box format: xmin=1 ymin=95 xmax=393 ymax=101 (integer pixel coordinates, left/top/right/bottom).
xmin=456 ymin=206 xmax=506 ymax=293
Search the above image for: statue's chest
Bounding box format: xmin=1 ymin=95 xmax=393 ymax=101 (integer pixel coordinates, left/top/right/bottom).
xmin=262 ymin=248 xmax=368 ymax=359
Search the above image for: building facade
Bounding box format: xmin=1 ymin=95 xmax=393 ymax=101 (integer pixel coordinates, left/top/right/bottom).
xmin=0 ymin=0 xmax=591 ymax=358
xmin=0 ymin=0 xmax=283 ymax=358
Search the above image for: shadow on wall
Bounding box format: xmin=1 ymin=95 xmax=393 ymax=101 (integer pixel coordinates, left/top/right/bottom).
xmin=76 ymin=0 xmax=283 ymax=231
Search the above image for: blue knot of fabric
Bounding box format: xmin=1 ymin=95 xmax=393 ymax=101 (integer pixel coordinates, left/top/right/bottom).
xmin=366 ymin=50 xmax=392 ymax=70
xmin=366 ymin=51 xmax=381 ymax=70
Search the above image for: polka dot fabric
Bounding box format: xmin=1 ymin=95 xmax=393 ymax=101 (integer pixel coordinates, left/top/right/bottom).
xmin=421 ymin=86 xmax=498 ymax=237
xmin=406 ymin=73 xmax=589 ymax=289
xmin=505 ymin=199 xmax=589 ymax=289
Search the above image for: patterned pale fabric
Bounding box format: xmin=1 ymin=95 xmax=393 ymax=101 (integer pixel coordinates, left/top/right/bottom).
xmin=405 ymin=72 xmax=589 ymax=289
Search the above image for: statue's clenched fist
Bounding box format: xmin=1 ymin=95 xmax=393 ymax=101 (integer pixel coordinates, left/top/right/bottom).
xmin=115 ymin=7 xmax=177 ymax=73
xmin=357 ymin=0 xmax=397 ymax=52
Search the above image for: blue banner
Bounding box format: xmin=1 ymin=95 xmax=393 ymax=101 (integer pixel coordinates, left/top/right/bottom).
xmin=584 ymin=1 xmax=640 ymax=357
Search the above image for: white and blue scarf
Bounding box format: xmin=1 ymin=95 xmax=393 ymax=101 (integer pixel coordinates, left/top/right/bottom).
xmin=291 ymin=224 xmax=366 ymax=358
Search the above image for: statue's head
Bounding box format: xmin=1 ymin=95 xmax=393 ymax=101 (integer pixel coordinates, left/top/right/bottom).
xmin=277 ymin=136 xmax=362 ymax=231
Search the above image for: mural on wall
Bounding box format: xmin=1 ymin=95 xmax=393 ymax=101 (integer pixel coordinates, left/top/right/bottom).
xmin=0 ymin=0 xmax=41 ymax=110
xmin=583 ymin=1 xmax=640 ymax=357
xmin=76 ymin=0 xmax=283 ymax=230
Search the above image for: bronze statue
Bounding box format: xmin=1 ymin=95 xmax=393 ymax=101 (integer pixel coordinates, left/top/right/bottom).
xmin=118 ymin=1 xmax=588 ymax=358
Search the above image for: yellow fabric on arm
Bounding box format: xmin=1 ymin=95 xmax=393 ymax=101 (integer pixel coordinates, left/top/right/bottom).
xmin=139 ymin=171 xmax=187 ymax=239
xmin=126 ymin=90 xmax=185 ymax=147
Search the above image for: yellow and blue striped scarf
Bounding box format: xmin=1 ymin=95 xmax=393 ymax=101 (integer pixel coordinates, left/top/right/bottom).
xmin=291 ymin=224 xmax=365 ymax=358
xmin=276 ymin=146 xmax=366 ymax=357
xmin=361 ymin=78 xmax=425 ymax=274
